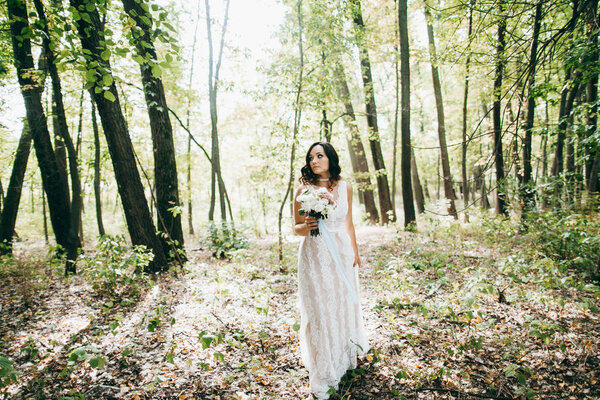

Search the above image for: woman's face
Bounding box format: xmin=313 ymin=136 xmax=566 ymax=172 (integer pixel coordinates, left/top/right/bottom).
xmin=309 ymin=145 xmax=330 ymax=176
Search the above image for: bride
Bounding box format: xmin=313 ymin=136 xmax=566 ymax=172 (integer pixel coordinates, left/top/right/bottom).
xmin=293 ymin=142 xmax=368 ymax=399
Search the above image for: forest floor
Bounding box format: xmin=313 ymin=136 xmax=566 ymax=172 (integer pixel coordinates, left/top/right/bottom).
xmin=0 ymin=215 xmax=599 ymax=400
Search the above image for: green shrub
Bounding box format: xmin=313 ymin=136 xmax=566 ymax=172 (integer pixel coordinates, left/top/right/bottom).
xmin=205 ymin=222 xmax=248 ymax=259
xmin=79 ymin=235 xmax=154 ymax=297
xmin=526 ymin=211 xmax=600 ymax=280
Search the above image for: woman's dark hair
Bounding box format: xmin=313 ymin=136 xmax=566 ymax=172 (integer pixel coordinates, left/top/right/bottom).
xmin=299 ymin=142 xmax=342 ymax=186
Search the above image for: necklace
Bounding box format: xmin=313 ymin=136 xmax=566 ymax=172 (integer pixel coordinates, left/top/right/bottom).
xmin=318 ymin=178 xmax=329 ymax=181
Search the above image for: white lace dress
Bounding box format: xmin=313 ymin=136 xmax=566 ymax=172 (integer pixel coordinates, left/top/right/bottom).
xmin=297 ymin=180 xmax=368 ymax=399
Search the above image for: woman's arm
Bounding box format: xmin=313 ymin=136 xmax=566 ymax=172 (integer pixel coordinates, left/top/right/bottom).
xmin=293 ymin=185 xmax=318 ymax=236
xmin=345 ymin=182 xmax=361 ymax=268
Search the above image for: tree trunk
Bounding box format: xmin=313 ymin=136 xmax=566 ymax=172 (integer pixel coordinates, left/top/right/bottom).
xmin=424 ymin=2 xmax=458 ymax=219
xmin=351 ymin=0 xmax=394 ymax=223
xmin=332 ymin=62 xmax=379 ymax=223
xmin=206 ymin=0 xmax=231 ymax=222
xmin=461 ymin=0 xmax=474 ymax=206
xmin=69 ymin=0 xmax=167 ymax=271
xmin=550 ymin=71 xmax=579 ymax=176
xmin=122 ymin=0 xmax=185 ymax=260
xmin=411 ymin=148 xmax=425 ymax=214
xmin=278 ymin=0 xmax=303 ymax=262
xmin=7 ymin=0 xmax=77 ymax=266
xmin=34 ymin=0 xmax=82 ymax=271
xmin=520 ymin=1 xmax=543 ymax=212
xmin=186 ymin=0 xmax=201 ymax=237
xmin=493 ymin=0 xmax=508 ymax=215
xmin=0 ymin=123 xmax=32 ymax=253
xmin=584 ymin=0 xmax=599 ymax=193
xmin=398 ymin=0 xmax=416 ymax=227
xmin=91 ymin=100 xmax=105 ymax=237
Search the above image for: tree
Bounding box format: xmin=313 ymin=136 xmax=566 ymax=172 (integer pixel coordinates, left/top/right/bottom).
xmin=121 ymin=0 xmax=185 ymax=260
xmin=69 ymin=0 xmax=167 ymax=271
xmin=461 ymin=0 xmax=474 ymax=206
xmin=7 ymin=0 xmax=77 ymax=269
xmin=424 ymin=1 xmax=458 ymax=219
xmin=398 ymin=0 xmax=416 ymax=227
xmin=520 ymin=1 xmax=543 ymax=212
xmin=33 ymin=0 xmax=83 ymax=256
xmin=493 ymin=0 xmax=508 ymax=215
xmin=91 ymin=100 xmax=105 ymax=237
xmin=0 ymin=123 xmax=32 ymax=253
xmin=278 ymin=0 xmax=304 ymax=262
xmin=206 ymin=0 xmax=231 ymax=222
xmin=350 ymin=0 xmax=394 ymax=223
xmin=332 ymin=62 xmax=379 ymax=223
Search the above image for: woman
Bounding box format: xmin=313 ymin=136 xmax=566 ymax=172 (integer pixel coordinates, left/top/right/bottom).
xmin=293 ymin=142 xmax=368 ymax=399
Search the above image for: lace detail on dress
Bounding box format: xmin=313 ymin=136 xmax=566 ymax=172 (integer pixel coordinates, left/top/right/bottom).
xmin=297 ymin=181 xmax=368 ymax=399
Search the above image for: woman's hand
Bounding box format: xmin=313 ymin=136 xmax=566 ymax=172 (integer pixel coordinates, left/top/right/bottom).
xmin=305 ymin=215 xmax=319 ymax=232
xmin=353 ymin=253 xmax=361 ymax=268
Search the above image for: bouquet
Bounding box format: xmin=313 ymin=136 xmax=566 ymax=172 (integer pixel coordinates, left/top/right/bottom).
xmin=296 ymin=187 xmax=332 ymax=236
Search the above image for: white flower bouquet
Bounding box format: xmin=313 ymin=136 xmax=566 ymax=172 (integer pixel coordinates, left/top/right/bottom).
xmin=296 ymin=187 xmax=332 ymax=237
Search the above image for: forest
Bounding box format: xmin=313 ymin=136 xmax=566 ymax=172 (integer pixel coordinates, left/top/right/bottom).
xmin=0 ymin=0 xmax=599 ymax=398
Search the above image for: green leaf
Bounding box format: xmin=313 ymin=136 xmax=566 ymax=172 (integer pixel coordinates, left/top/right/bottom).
xmin=102 ymin=74 xmax=113 ymax=87
xmin=101 ymin=49 xmax=111 ymax=61
xmin=165 ymin=352 xmax=174 ymax=364
xmin=103 ymin=91 xmax=116 ymax=102
xmin=89 ymin=357 xmax=106 ymax=369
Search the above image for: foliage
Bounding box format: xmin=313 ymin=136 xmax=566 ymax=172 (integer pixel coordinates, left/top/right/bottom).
xmin=524 ymin=210 xmax=600 ymax=280
xmin=0 ymin=356 xmax=18 ymax=388
xmin=204 ymin=222 xmax=248 ymax=259
xmin=79 ymin=235 xmax=154 ymax=297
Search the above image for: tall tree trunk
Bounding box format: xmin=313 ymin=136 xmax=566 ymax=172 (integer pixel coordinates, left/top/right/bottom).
xmin=186 ymin=0 xmax=201 ymax=237
xmin=411 ymin=148 xmax=425 ymax=213
xmin=493 ymin=0 xmax=508 ymax=215
xmin=7 ymin=0 xmax=77 ymax=266
xmin=69 ymin=0 xmax=167 ymax=271
xmin=0 ymin=123 xmax=32 ymax=253
xmin=424 ymin=2 xmax=458 ymax=219
xmin=461 ymin=0 xmax=474 ymax=206
xmin=584 ymin=0 xmax=599 ymax=193
xmin=398 ymin=0 xmax=416 ymax=227
xmin=278 ymin=0 xmax=303 ymax=262
xmin=333 ymin=62 xmax=379 ymax=223
xmin=34 ymin=0 xmax=82 ymax=271
xmin=521 ymin=1 xmax=543 ymax=212
xmin=122 ymin=0 xmax=185 ymax=260
xmin=206 ymin=0 xmax=231 ymax=222
xmin=91 ymin=100 xmax=105 ymax=237
xmin=351 ymin=0 xmax=394 ymax=223
xmin=42 ymin=186 xmax=48 ymax=244
xmin=392 ymin=10 xmax=400 ymax=213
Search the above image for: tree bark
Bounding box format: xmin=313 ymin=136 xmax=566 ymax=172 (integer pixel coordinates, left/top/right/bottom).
xmin=411 ymin=147 xmax=425 ymax=214
xmin=551 ymin=69 xmax=579 ymax=176
xmin=584 ymin=0 xmax=599 ymax=193
xmin=398 ymin=0 xmax=416 ymax=227
xmin=206 ymin=0 xmax=231 ymax=222
xmin=69 ymin=0 xmax=167 ymax=271
xmin=424 ymin=2 xmax=458 ymax=219
xmin=351 ymin=0 xmax=394 ymax=223
xmin=332 ymin=62 xmax=379 ymax=223
xmin=34 ymin=0 xmax=82 ymax=271
xmin=122 ymin=0 xmax=185 ymax=260
xmin=520 ymin=1 xmax=543 ymax=212
xmin=0 ymin=123 xmax=32 ymax=253
xmin=91 ymin=99 xmax=105 ymax=237
xmin=461 ymin=0 xmax=474 ymax=206
xmin=7 ymin=0 xmax=77 ymax=265
xmin=493 ymin=0 xmax=508 ymax=215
